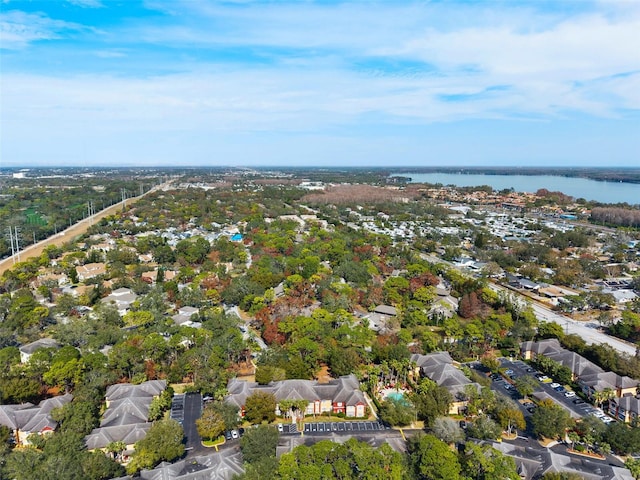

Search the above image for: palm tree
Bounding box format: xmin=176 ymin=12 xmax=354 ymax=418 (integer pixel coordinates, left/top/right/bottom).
xmin=567 ymin=431 xmax=580 ymax=451
xmin=106 ymin=441 xmax=126 ymax=461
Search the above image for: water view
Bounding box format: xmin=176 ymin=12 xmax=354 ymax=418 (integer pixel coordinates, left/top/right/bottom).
xmin=395 ymin=172 xmax=640 ymax=205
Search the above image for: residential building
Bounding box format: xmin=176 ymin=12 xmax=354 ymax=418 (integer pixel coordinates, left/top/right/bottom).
xmin=225 ymin=374 xmax=367 ymax=418
xmin=521 ymin=339 xmax=637 ymax=400
xmin=85 ymin=380 xmax=166 ymax=461
xmin=0 ymin=394 xmax=73 ymax=445
xmin=410 ymin=352 xmax=481 ymax=414
xmin=76 ymin=262 xmax=107 ymax=281
xmin=19 ymin=338 xmax=59 ymax=363
xmin=101 ymin=287 xmax=138 ymax=315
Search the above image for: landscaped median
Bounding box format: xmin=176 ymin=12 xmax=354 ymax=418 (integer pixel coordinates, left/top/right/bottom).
xmin=202 ymin=435 xmax=225 ymax=451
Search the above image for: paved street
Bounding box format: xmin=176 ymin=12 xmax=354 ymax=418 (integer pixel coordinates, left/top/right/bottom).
xmin=530 ymin=302 xmax=637 ymax=356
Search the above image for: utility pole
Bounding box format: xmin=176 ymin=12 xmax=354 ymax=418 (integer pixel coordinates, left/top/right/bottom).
xmin=7 ymin=227 xmax=15 ymax=263
xmin=12 ymin=227 xmax=21 ymax=263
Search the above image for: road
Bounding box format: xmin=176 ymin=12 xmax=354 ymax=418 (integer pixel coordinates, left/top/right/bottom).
xmin=530 ymin=303 xmax=637 ymax=356
xmin=0 ymin=181 xmax=171 ymax=277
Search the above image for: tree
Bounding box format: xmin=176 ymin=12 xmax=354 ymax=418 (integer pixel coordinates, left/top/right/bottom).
xmin=514 ymin=375 xmax=538 ymax=399
xmin=378 ymin=397 xmax=416 ymax=427
xmin=277 ymin=438 xmax=406 ymax=480
xmin=480 ymin=354 xmax=500 ymax=372
xmin=105 ymin=440 xmax=126 ymax=459
xmin=467 ymin=415 xmax=501 ymax=440
xmin=126 ymin=419 xmax=184 ymax=474
xmin=628 ymin=458 xmax=640 ymax=480
xmin=407 ymin=433 xmax=461 ymax=480
xmin=541 ymin=473 xmax=587 ymax=480
xmin=244 ymin=391 xmax=276 ymax=424
xmin=431 ymin=416 xmax=465 ymax=444
xmin=461 ymin=442 xmax=520 ymax=480
xmin=196 ymin=404 xmax=226 ymax=441
xmin=410 ymin=385 xmax=452 ymax=427
xmin=255 ymin=365 xmax=286 ymax=385
xmin=496 ymin=407 xmax=525 ymax=435
xmin=531 ymin=399 xmax=572 ymax=439
xmin=210 ymin=401 xmax=240 ymax=431
xmin=240 ymin=425 xmax=279 ymax=464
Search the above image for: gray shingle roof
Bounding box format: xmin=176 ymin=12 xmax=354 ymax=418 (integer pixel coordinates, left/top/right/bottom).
xmin=225 ymin=374 xmax=365 ymax=410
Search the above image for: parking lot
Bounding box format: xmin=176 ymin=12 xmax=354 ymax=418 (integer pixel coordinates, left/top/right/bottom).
xmin=170 ymin=393 xmax=185 ymax=424
xmin=302 ymin=421 xmax=387 ymax=434
xmin=496 ymin=359 xmax=615 ymax=423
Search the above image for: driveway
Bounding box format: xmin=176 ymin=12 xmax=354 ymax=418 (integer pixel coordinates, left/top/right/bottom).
xmin=182 ymin=392 xmax=208 ymax=456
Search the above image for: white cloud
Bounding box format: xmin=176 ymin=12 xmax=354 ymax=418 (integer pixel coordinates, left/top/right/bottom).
xmin=0 ymin=10 xmax=85 ymax=49
xmin=66 ymin=0 xmax=103 ymax=7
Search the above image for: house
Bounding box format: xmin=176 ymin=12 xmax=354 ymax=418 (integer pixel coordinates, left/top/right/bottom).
xmin=410 ymin=352 xmax=481 ymax=414
xmin=171 ymin=306 xmax=201 ymax=327
xmin=85 ymin=380 xmax=166 ymax=461
xmin=225 ymin=374 xmax=367 ymax=419
xmin=373 ymin=305 xmax=397 ymax=317
xmin=19 ymin=338 xmax=59 ymax=363
xmin=101 ymin=287 xmax=138 ymax=315
xmin=76 ymin=262 xmax=107 ymax=281
xmin=0 ymin=394 xmax=73 ymax=445
xmin=605 ymin=289 xmax=638 ymax=304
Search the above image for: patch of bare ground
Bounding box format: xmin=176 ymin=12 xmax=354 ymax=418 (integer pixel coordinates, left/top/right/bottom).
xmin=301 ymin=184 xmax=418 ymax=204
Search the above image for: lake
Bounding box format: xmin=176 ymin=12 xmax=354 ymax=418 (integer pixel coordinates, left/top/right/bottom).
xmin=393 ymin=172 xmax=640 ymax=205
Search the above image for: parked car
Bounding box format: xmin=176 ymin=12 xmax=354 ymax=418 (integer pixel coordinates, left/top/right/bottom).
xmin=231 ymin=430 xmax=239 ymax=439
xmin=564 ymin=391 xmax=576 ymax=398
xmin=554 ymin=386 xmax=565 ymax=393
xmin=277 ymin=424 xmax=284 ymax=433
xmin=225 ymin=431 xmax=232 ymax=440
xmin=550 ymin=383 xmax=561 ymax=389
xmin=505 ymin=369 xmax=514 ymax=375
xmin=573 ymin=399 xmax=585 ymax=404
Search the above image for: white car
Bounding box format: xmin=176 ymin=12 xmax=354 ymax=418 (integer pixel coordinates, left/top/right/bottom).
xmin=231 ymin=430 xmax=239 ymax=439
xmin=564 ymin=391 xmax=576 ymax=398
xmin=550 ymin=383 xmax=561 ymax=389
xmin=277 ymin=424 xmax=284 ymax=433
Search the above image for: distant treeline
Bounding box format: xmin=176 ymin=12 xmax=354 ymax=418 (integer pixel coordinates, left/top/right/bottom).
xmin=389 ymin=167 xmax=640 ymax=184
xmin=591 ymin=207 xmax=640 ymax=228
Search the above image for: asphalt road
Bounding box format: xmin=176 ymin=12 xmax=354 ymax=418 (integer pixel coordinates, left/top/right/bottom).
xmin=182 ymin=392 xmax=206 ymax=456
xmin=530 ymin=302 xmax=637 ymax=356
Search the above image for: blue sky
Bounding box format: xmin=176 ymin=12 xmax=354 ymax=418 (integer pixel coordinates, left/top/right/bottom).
xmin=1 ymin=0 xmax=639 ymax=167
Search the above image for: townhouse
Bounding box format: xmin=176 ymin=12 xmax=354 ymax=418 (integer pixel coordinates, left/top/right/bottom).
xmin=225 ymin=374 xmax=367 ymax=419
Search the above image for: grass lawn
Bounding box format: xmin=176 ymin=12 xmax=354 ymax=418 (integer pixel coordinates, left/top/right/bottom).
xmin=169 ymin=383 xmax=194 ymax=394
xmin=202 ymin=436 xmax=225 ymax=448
